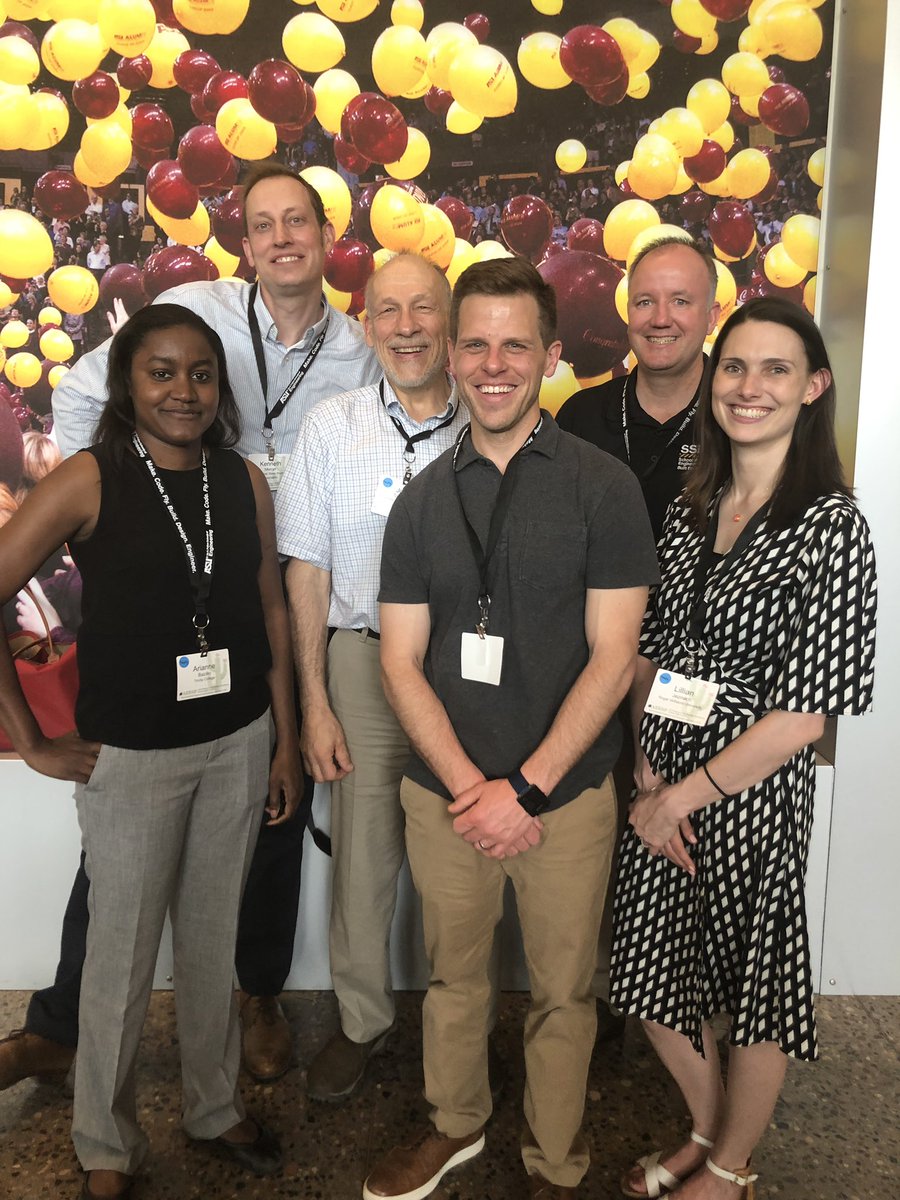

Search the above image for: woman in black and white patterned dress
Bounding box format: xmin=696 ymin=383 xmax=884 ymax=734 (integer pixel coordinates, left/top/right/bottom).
xmin=610 ymin=298 xmax=877 ymax=1200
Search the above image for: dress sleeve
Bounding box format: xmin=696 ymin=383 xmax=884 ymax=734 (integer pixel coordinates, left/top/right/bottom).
xmin=638 ymin=497 xmax=689 ymax=663
xmin=767 ymin=500 xmax=877 ymax=715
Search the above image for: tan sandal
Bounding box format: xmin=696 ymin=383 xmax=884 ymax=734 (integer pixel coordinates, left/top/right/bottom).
xmin=706 ymin=1157 xmax=759 ymax=1199
xmin=620 ymin=1129 xmax=714 ymax=1198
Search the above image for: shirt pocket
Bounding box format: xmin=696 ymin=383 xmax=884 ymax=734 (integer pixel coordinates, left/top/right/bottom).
xmin=517 ymin=519 xmax=587 ymax=591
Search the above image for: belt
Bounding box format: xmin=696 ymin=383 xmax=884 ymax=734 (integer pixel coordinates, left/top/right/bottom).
xmin=328 ymin=626 xmax=380 ymax=641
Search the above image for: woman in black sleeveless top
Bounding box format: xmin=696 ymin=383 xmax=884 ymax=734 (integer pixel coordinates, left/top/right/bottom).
xmin=0 ymin=305 xmax=301 ymax=1199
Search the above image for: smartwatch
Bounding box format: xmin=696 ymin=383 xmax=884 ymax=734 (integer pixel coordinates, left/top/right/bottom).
xmin=507 ymin=768 xmax=550 ymax=817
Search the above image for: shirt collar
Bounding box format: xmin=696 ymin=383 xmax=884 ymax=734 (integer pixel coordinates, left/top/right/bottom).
xmin=453 ymin=408 xmax=560 ymax=472
xmin=382 ymin=374 xmax=458 ymax=429
xmin=626 ymin=362 xmax=705 ymax=429
xmin=253 ymin=286 xmax=330 ymax=349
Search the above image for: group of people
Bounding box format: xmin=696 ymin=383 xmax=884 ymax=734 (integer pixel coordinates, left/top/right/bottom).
xmin=0 ymin=162 xmax=877 ymax=1200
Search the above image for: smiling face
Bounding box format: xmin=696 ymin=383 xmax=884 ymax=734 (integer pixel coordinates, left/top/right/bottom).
xmin=364 ymin=255 xmax=450 ymax=399
xmin=242 ymin=175 xmax=334 ymax=301
xmin=711 ymin=318 xmax=830 ymax=455
xmin=627 ymin=242 xmax=720 ymax=380
xmin=129 ymin=325 xmax=220 ymax=466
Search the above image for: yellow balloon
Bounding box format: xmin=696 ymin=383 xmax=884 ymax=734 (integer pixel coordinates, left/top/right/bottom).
xmin=602 ymin=18 xmax=658 ymax=71
xmin=803 ymin=274 xmax=816 ymax=315
xmin=626 ymin=71 xmax=650 ymax=100
xmin=425 ymin=22 xmax=476 ymax=91
xmin=721 ymin=52 xmax=769 ymax=96
xmin=1 ymin=320 xmax=29 ymax=349
xmin=41 ymin=19 xmax=106 ymax=81
xmin=146 ymin=25 xmax=190 ymax=89
xmin=726 ymin=148 xmax=771 ymax=199
xmin=738 ymin=91 xmax=761 ymax=117
xmin=449 ymin=44 xmax=516 ymax=119
xmin=763 ymin=241 xmax=806 ymax=287
xmin=539 ymin=359 xmax=580 ymax=417
xmin=40 ymin=327 xmax=74 ymax=362
xmin=555 ymin=139 xmax=587 ymax=174
xmin=626 ymin=223 xmax=693 ymax=269
xmin=385 ymin=127 xmax=431 ymax=179
xmin=614 ymin=273 xmax=629 ymax=324
xmin=372 ymin=26 xmax=427 ymax=97
xmin=391 ymin=0 xmax=423 ymax=29
xmin=671 ymin=164 xmax=693 ymax=195
xmin=39 ymin=306 xmax=62 ymax=326
xmin=655 ymin=107 xmax=705 ymax=157
xmin=46 ymin=0 xmax=99 ymax=17
xmin=313 ymin=68 xmax=360 ymax=133
xmin=686 ymin=78 xmax=731 ymax=135
xmin=97 ymin=0 xmax=157 ymax=57
xmin=698 ymin=168 xmax=732 ymax=198
xmin=74 ymin=149 xmax=118 ymax=189
xmin=807 ymin=146 xmax=826 ymax=187
xmin=5 ymin=352 xmax=42 ymax=389
xmin=614 ymin=160 xmax=630 ymax=186
xmin=0 ymin=210 xmax=55 ymax=279
xmin=759 ymin=2 xmax=822 ymax=61
xmin=816 ymin=187 xmax=823 ymax=212
xmin=472 ymin=239 xmax=513 ymax=263
xmin=713 ymin=232 xmax=756 ymax=262
xmin=370 ymin=184 xmax=425 ymax=251
xmin=48 ymin=363 xmax=70 ymax=388
xmin=322 ymin=278 xmax=352 ymax=312
xmin=0 ymin=84 xmax=30 ymax=151
xmin=713 ymin=259 xmax=737 ymax=323
xmin=444 ymin=238 xmax=477 ymax=287
xmin=173 ymin=0 xmax=250 ymax=35
xmin=4 ymin=0 xmax=44 ymax=17
xmin=48 ymin=265 xmax=100 ymax=315
xmin=445 ymin=100 xmax=482 ymax=135
xmin=316 ymin=0 xmax=378 ymax=22
xmin=738 ymin=23 xmax=769 ymax=57
xmin=204 ymin=236 xmax=240 ymax=278
xmin=696 ymin=29 xmax=719 ymax=55
xmin=20 ymin=90 xmax=70 ymax=152
xmin=414 ymin=204 xmax=455 ymax=270
xmin=86 ymin=102 xmax=133 ymax=136
xmin=300 ymin=166 xmax=352 ymax=238
xmin=531 ymin=0 xmax=562 ymax=15
xmin=216 ymin=97 xmax=277 ymax=160
xmin=630 ymin=29 xmax=661 ymax=75
xmin=708 ymin=120 xmax=734 ymax=153
xmin=517 ymin=33 xmax=570 ymax=91
xmin=603 ymin=199 xmax=660 ymax=262
xmin=0 ymin=35 xmax=40 ymax=85
xmin=372 ymin=247 xmax=396 ymax=270
xmin=0 ymin=282 xmax=14 ymax=309
xmin=671 ymin=0 xmax=717 ymax=38
xmin=80 ymin=120 xmax=133 ymax=180
xmin=0 ymin=347 xmax=6 ymax=373
xmin=627 ymin=133 xmax=679 ymax=202
xmin=781 ymin=213 xmax=820 ymax=273
xmin=147 ymin=197 xmax=211 ymax=246
xmin=283 ymin=13 xmax=345 ymax=72
xmin=401 ymin=72 xmax=430 ymax=100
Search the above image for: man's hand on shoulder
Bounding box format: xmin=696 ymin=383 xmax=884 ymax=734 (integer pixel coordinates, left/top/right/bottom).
xmin=449 ymin=778 xmax=543 ymax=859
xmin=300 ymin=704 xmax=353 ymax=782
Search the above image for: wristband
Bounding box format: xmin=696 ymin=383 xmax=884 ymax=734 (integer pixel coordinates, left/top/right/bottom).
xmin=702 ymin=762 xmax=730 ymax=798
xmin=507 ymin=768 xmax=550 ymax=817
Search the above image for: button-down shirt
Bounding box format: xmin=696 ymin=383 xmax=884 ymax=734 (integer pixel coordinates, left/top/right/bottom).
xmin=51 ymin=278 xmax=380 ymax=459
xmin=275 ymin=377 xmax=467 ymax=632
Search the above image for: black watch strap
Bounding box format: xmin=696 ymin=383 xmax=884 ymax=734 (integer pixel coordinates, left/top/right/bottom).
xmin=507 ymin=769 xmax=550 ymax=817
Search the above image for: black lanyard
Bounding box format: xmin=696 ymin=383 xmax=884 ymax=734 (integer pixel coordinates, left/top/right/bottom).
xmin=132 ymin=433 xmax=215 ymax=653
xmin=246 ymin=282 xmax=329 ymax=459
xmin=452 ymin=416 xmax=542 ymax=637
xmin=379 ymin=379 xmax=457 ymax=484
xmin=621 ymin=373 xmax=698 ymax=482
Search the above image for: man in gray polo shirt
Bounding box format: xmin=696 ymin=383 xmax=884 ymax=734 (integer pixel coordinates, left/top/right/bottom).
xmin=367 ymin=259 xmax=659 ymax=1200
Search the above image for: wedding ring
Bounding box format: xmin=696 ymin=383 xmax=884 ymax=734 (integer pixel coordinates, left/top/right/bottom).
xmin=478 ymin=839 xmax=488 ymax=850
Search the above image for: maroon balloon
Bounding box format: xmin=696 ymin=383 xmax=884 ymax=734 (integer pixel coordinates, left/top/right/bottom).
xmin=750 ymin=169 xmax=778 ymax=204
xmin=463 ymin=13 xmax=490 ymax=42
xmin=672 ymin=30 xmax=702 ymax=53
xmin=538 ymin=241 xmax=565 ymax=263
xmin=146 ymin=159 xmax=200 ymax=220
xmin=131 ymin=102 xmax=175 ymax=151
xmin=142 ymin=246 xmax=217 ymax=300
xmin=352 ymin=181 xmax=383 ymax=249
xmin=72 ymin=71 xmax=120 ymax=120
xmin=276 ymin=121 xmax=306 ymax=145
xmin=679 ymin=190 xmax=712 ymax=222
xmin=272 ymin=80 xmax=317 ymax=131
xmin=173 ymin=48 xmax=220 ymax=94
xmin=538 ymin=250 xmax=628 ymax=378
xmin=559 ymin=26 xmax=627 ymax=87
xmin=37 ymin=85 xmax=66 ymax=103
xmin=708 ymin=201 xmax=756 ymax=258
xmin=756 ymin=277 xmax=804 ymax=306
xmin=248 ymin=58 xmax=305 ymax=124
xmin=683 ymin=139 xmax=727 ymax=184
xmin=424 ymin=87 xmax=454 ymax=116
xmin=334 ymin=135 xmax=371 ymax=175
xmin=767 ymin=63 xmax=786 ymax=84
xmin=1 ymin=275 xmax=28 ymax=293
xmin=198 ymin=156 xmax=238 ymax=197
xmin=99 ymin=263 xmax=147 ymax=316
xmin=94 ymin=180 xmax=124 ymax=200
xmin=134 ymin=143 xmax=169 ymax=170
xmin=150 ymin=0 xmax=177 ymax=22
xmin=343 ymin=93 xmax=408 ymax=164
xmin=696 ymin=0 xmax=751 ymax=18
xmin=501 ymin=195 xmax=553 ymax=258
xmin=324 ymin=238 xmax=374 ymax=293
xmin=190 ymin=90 xmax=217 ymax=123
xmin=116 ymin=55 xmax=152 ymax=90
xmin=211 ymin=187 xmax=245 ymax=257
xmin=0 ymin=20 xmax=39 ymax=51
xmin=583 ymin=63 xmax=629 ymax=106
xmin=202 ymin=71 xmax=248 ymax=116
xmin=566 ymin=217 xmax=604 ymax=255
xmin=435 ymin=195 xmax=473 ymax=240
xmin=730 ymin=94 xmax=760 ymax=127
xmin=33 ymin=170 xmax=90 ymax=221
xmin=347 ymin=288 xmax=366 ymax=317
xmin=178 ymin=125 xmax=233 ymax=187
xmin=618 ymin=178 xmax=635 ymax=198
xmin=758 ymin=83 xmax=810 ymax=136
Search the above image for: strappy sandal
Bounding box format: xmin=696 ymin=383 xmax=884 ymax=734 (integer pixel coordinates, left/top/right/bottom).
xmin=706 ymin=1158 xmax=759 ymax=1199
xmin=621 ymin=1130 xmax=714 ymax=1198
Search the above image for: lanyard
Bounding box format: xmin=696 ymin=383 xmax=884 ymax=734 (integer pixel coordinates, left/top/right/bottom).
xmin=452 ymin=416 xmax=543 ymax=637
xmin=246 ymin=282 xmax=329 ymax=459
xmin=621 ymin=373 xmax=698 ymax=482
xmin=379 ymin=379 xmax=457 ymax=484
xmin=132 ymin=433 xmax=215 ymax=653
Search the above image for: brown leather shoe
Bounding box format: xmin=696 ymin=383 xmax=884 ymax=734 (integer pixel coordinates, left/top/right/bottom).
xmin=363 ymin=1126 xmax=485 ymax=1200
xmin=0 ymin=1029 xmax=74 ymax=1090
xmin=238 ymin=994 xmax=292 ymax=1082
xmin=306 ymin=1027 xmax=392 ymax=1103
xmin=529 ymin=1172 xmax=577 ymax=1198
xmin=79 ymin=1169 xmax=133 ymax=1198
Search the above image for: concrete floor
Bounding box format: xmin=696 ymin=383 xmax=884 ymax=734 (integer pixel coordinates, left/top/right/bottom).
xmin=0 ymin=990 xmax=897 ymax=1199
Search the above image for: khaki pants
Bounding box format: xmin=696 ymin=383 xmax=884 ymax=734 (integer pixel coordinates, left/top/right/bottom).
xmin=401 ymin=775 xmax=617 ymax=1188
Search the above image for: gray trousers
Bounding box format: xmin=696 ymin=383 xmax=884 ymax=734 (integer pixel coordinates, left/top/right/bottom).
xmin=72 ymin=711 xmax=273 ymax=1174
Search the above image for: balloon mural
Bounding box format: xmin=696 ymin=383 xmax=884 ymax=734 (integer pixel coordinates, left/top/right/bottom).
xmin=0 ymin=0 xmax=831 ymax=430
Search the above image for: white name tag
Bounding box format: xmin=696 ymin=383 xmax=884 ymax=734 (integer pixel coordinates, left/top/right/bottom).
xmin=644 ymin=668 xmax=719 ymax=726
xmin=371 ymin=474 xmax=403 ymax=516
xmin=176 ymin=648 xmax=231 ymax=701
xmin=461 ymin=632 xmax=504 ymax=686
xmin=248 ymin=452 xmax=289 ymax=492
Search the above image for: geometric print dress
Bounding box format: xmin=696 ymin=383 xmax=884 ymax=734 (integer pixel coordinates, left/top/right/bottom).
xmin=610 ymin=492 xmax=877 ymax=1061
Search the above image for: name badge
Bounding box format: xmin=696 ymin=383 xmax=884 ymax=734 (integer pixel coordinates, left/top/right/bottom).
xmin=176 ymin=648 xmax=231 ymax=701
xmin=371 ymin=474 xmax=403 ymax=517
xmin=461 ymin=632 xmax=504 ymax=686
xmin=644 ymin=668 xmax=719 ymax=727
xmin=248 ymin=452 xmax=288 ymax=493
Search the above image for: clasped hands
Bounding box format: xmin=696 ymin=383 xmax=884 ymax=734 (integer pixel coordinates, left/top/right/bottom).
xmin=629 ymin=765 xmax=697 ymax=876
xmin=449 ymin=778 xmax=543 ymax=861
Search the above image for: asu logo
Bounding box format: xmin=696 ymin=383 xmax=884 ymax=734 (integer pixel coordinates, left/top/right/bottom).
xmin=677 ymin=443 xmax=698 ymax=472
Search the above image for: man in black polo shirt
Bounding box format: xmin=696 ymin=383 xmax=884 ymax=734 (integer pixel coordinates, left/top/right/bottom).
xmin=556 ymin=236 xmax=720 ymax=541
xmin=367 ymin=259 xmax=658 ymax=1200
